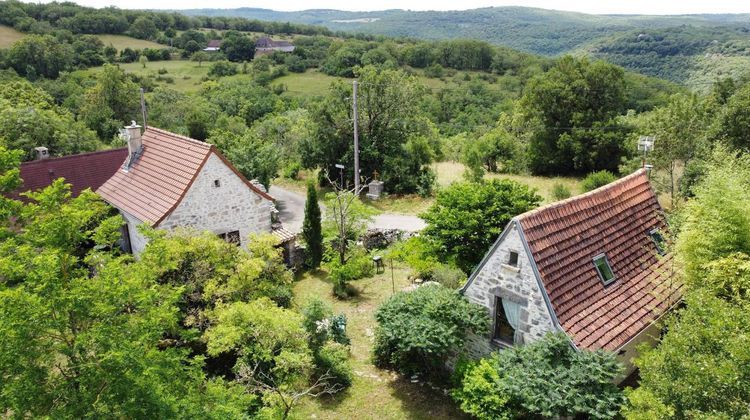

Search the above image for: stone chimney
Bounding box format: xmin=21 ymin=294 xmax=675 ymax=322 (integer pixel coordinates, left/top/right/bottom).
xmin=126 ymin=121 xmax=142 ymax=156
xmin=34 ymin=146 xmax=49 ymax=160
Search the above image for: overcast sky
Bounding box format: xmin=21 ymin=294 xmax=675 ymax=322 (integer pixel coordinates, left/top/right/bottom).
xmin=45 ymin=0 xmax=750 ymax=14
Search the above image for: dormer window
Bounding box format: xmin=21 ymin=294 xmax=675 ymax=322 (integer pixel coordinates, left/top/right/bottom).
xmin=508 ymin=251 xmax=519 ymax=267
xmin=593 ymin=254 xmax=616 ymax=285
xmin=214 ymin=179 xmax=221 ymax=188
xmin=649 ymin=229 xmax=666 ymax=256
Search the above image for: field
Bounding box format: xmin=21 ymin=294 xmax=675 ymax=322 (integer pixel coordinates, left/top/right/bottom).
xmin=291 ymin=268 xmax=467 ymax=419
xmin=274 ymin=70 xmax=344 ymax=97
xmin=95 ymin=34 xmax=165 ymax=50
xmin=88 ymin=60 xmax=212 ymax=93
xmin=0 ymin=25 xmax=25 ymax=48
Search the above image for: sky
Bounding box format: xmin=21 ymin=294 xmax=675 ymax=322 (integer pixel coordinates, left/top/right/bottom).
xmin=43 ymin=0 xmax=750 ymax=14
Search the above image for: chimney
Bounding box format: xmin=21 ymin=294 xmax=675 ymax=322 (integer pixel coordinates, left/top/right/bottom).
xmin=34 ymin=146 xmax=49 ymax=160
xmin=126 ymin=121 xmax=142 ymax=156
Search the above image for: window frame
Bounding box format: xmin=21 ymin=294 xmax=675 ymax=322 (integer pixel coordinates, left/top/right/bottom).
xmin=507 ymin=250 xmax=519 ymax=267
xmin=492 ymin=296 xmax=516 ymax=345
xmin=592 ymin=253 xmax=616 ymax=286
xmin=649 ymin=229 xmax=667 ymax=256
xmin=218 ymin=230 xmax=241 ymax=246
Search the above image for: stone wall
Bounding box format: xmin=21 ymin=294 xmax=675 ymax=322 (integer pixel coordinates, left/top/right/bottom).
xmin=121 ymin=210 xmax=149 ymax=255
xmin=158 ymin=153 xmax=272 ymax=247
xmin=462 ymin=221 xmax=556 ymax=359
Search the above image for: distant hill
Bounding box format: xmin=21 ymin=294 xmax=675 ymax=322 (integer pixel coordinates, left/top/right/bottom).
xmin=178 ymin=7 xmax=750 ymax=87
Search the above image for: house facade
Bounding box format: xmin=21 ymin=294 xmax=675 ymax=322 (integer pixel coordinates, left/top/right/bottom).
xmin=97 ymin=123 xmax=275 ymax=255
xmin=462 ymin=170 xmax=680 ymax=375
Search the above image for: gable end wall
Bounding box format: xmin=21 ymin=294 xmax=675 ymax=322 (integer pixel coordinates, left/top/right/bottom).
xmin=462 ymin=222 xmax=557 ymax=358
xmin=158 ymin=152 xmax=272 ymax=246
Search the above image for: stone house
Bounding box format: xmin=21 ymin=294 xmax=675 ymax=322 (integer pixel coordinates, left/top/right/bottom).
xmin=203 ymin=39 xmax=223 ymax=52
xmin=255 ymin=37 xmax=295 ymax=56
xmin=461 ymin=169 xmax=681 ymax=376
xmin=97 ymin=123 xmax=277 ymax=255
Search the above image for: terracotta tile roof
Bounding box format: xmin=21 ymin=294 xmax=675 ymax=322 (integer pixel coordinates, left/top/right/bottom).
xmin=97 ymin=127 xmax=273 ymax=226
xmin=517 ymin=169 xmax=681 ymax=351
xmin=11 ymin=148 xmax=128 ymax=202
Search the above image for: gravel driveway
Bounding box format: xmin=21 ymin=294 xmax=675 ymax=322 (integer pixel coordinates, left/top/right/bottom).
xmin=268 ymin=186 xmax=426 ymax=233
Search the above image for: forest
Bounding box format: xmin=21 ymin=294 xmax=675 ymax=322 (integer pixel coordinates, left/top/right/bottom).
xmin=2 ymin=1 xmax=750 ymax=419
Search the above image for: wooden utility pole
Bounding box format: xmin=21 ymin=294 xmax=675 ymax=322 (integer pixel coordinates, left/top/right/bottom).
xmin=352 ymin=80 xmax=360 ymax=193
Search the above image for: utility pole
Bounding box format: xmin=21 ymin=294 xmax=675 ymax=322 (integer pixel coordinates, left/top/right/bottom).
xmin=352 ymin=80 xmax=360 ymax=193
xmin=139 ymin=88 xmax=148 ymax=129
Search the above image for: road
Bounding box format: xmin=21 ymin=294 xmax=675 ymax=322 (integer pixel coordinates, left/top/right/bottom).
xmin=268 ymin=185 xmax=426 ymax=233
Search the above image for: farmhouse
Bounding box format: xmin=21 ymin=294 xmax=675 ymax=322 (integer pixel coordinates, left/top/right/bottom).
xmin=203 ymin=39 xmax=222 ymax=52
xmin=255 ymin=37 xmax=295 ymax=55
xmin=461 ymin=169 xmax=681 ymax=375
xmin=97 ymin=123 xmax=278 ymax=255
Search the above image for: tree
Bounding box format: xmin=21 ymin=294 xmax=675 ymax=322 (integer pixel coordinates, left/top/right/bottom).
xmin=421 ymin=179 xmax=542 ymax=272
xmin=4 ymin=34 xmax=74 ymax=79
xmin=209 ymin=129 xmax=280 ymax=190
xmin=714 ymin=83 xmax=750 ymax=152
xmin=129 ymin=16 xmax=158 ymax=40
xmin=520 ymin=56 xmax=629 ymax=175
xmin=642 ymin=93 xmax=709 ymax=206
xmin=302 ymin=181 xmax=323 ymax=269
xmin=322 ymin=178 xmax=373 ymax=265
xmin=581 ymin=170 xmax=617 ymax=192
xmin=372 ymin=284 xmax=489 ymax=379
xmin=220 ymin=31 xmax=255 ymax=62
xmin=303 ymin=65 xmax=438 ymax=194
xmin=191 ymin=51 xmax=210 ymax=67
xmin=454 ymin=333 xmax=624 ymax=420
xmin=80 ymin=64 xmax=140 ymax=140
xmin=139 ymin=54 xmax=148 ymax=68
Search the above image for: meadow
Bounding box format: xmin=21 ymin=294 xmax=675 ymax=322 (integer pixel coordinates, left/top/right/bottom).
xmin=0 ymin=25 xmax=25 ymax=48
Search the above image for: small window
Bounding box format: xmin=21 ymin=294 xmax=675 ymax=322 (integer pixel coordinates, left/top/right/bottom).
xmin=649 ymin=229 xmax=666 ymax=256
xmin=508 ymin=251 xmax=519 ymax=267
xmin=493 ymin=297 xmax=517 ymax=344
xmin=593 ymin=254 xmax=616 ymax=285
xmin=214 ymin=179 xmax=221 ymax=187
xmin=218 ymin=230 xmax=240 ymax=245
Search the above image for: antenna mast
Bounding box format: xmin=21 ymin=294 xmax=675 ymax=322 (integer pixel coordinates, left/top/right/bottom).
xmin=140 ymin=88 xmax=148 ymax=129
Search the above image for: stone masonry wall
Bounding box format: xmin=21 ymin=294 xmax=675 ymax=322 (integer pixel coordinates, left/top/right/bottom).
xmin=159 ymin=153 xmax=272 ymax=247
xmin=122 ymin=210 xmax=149 ymax=255
xmin=462 ymin=222 xmax=556 ymax=359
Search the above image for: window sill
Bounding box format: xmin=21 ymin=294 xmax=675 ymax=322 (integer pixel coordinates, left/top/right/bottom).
xmin=501 ymin=263 xmax=520 ymax=273
xmin=491 ymin=338 xmax=514 ymax=349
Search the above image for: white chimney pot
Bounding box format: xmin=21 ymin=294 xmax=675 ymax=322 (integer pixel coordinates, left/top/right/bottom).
xmin=126 ymin=121 xmax=142 ymax=157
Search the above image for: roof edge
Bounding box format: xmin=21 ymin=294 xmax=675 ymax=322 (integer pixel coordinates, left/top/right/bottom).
xmin=20 ymin=147 xmax=128 ymax=168
xmin=151 ymin=147 xmax=213 ymax=227
xmin=210 ymin=146 xmax=275 ymax=202
xmin=517 ymin=169 xmax=649 ymax=221
xmin=460 ymin=219 xmax=518 ymax=294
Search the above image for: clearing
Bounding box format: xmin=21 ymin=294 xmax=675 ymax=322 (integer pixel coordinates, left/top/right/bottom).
xmin=89 ymin=60 xmax=210 ymax=93
xmin=292 ymin=268 xmax=467 ymax=419
xmin=0 ymin=25 xmax=25 ymax=48
xmin=96 ymin=34 xmax=165 ymax=50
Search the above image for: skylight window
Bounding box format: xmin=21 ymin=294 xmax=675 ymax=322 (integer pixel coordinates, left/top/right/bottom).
xmin=649 ymin=229 xmax=666 ymax=256
xmin=593 ymin=254 xmax=616 ymax=285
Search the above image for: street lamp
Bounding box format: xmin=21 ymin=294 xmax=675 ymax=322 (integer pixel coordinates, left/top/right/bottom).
xmin=335 ymin=163 xmax=345 ymax=189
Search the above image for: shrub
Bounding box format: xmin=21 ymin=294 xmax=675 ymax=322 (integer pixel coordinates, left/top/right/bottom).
xmin=388 ymin=236 xmax=442 ymax=279
xmin=157 ymin=67 xmax=168 ymax=74
xmin=424 ymin=63 xmax=444 ymax=78
xmin=208 ymin=61 xmax=238 ymax=77
xmin=551 ymin=183 xmax=572 ymax=200
xmin=581 ymin=170 xmax=617 ymax=192
xmin=316 ymin=342 xmax=353 ymax=388
xmin=430 ymin=265 xmax=467 ymax=289
xmin=373 ymin=284 xmax=489 ymax=380
xmin=327 ymin=248 xmax=375 ymax=299
xmin=453 ymin=333 xmax=624 ymax=420
xmin=282 ymin=161 xmax=301 ymax=179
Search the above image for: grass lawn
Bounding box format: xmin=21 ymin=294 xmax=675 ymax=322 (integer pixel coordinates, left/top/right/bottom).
xmin=0 ymin=25 xmax=25 ymax=48
xmin=291 ymin=268 xmax=467 ymax=420
xmin=274 ymin=70 xmax=345 ymax=98
xmin=89 ymin=60 xmax=210 ymax=93
xmin=96 ymin=34 xmax=165 ymax=50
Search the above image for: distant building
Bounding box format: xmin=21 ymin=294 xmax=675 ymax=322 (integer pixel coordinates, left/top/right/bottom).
xmin=203 ymin=39 xmax=223 ymax=52
xmin=97 ymin=123 xmax=279 ymax=255
xmin=11 ymin=147 xmax=127 ymax=202
xmin=255 ymin=37 xmax=295 ymax=56
xmin=461 ymin=169 xmax=681 ymax=377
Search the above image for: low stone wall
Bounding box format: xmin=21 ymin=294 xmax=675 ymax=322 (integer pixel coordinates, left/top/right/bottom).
xmin=361 ymin=228 xmax=414 ymax=250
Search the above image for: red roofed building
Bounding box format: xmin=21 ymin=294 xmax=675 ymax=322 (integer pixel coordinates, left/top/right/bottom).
xmin=12 ymin=147 xmax=128 ymax=202
xmin=97 ymin=123 xmax=276 ymax=254
xmin=461 ymin=169 xmax=680 ymax=376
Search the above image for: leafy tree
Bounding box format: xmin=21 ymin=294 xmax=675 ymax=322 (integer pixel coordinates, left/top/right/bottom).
xmin=304 ymin=65 xmax=438 ymax=194
xmin=129 ymin=16 xmax=158 ymax=40
xmin=209 ymin=129 xmax=280 ymax=190
xmin=4 ymin=34 xmax=74 ymax=79
xmin=322 ymin=186 xmax=374 ymax=265
xmin=520 ymin=56 xmax=629 ymax=175
xmin=714 ymin=83 xmax=750 ymax=152
xmin=208 ymin=60 xmax=238 ymax=77
xmin=221 ymin=31 xmax=255 ymax=62
xmin=302 ymin=181 xmax=323 ymax=269
xmin=463 ymin=123 xmax=525 ymax=176
xmin=373 ymin=284 xmax=489 ymax=379
xmin=421 ymin=179 xmax=542 ymax=272
xmin=80 ymin=64 xmax=140 ymax=140
xmin=581 ymin=170 xmax=617 ymax=192
xmin=454 ymin=333 xmax=624 ymax=420
xmin=190 ymin=51 xmax=210 ymax=67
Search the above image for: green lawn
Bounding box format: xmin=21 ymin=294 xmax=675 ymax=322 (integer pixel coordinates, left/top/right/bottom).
xmin=274 ymin=70 xmax=345 ymax=97
xmin=96 ymin=34 xmax=165 ymax=51
xmin=89 ymin=60 xmax=210 ymax=93
xmin=0 ymin=25 xmax=25 ymax=48
xmin=291 ymin=268 xmax=467 ymax=420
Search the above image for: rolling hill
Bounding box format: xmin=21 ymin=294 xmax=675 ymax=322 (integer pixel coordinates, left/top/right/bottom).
xmin=178 ymin=7 xmax=750 ymax=87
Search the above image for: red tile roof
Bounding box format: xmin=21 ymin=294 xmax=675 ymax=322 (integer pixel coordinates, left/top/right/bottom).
xmin=517 ymin=169 xmax=681 ymax=351
xmin=96 ymin=127 xmax=273 ymax=226
xmin=11 ymin=148 xmax=128 ymax=202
